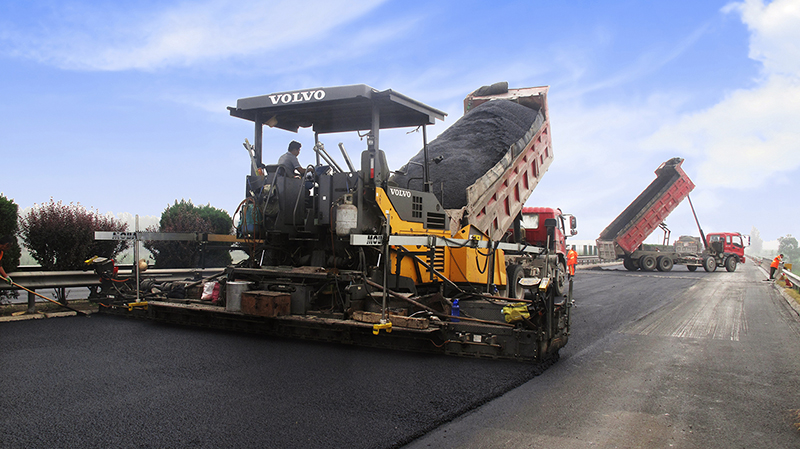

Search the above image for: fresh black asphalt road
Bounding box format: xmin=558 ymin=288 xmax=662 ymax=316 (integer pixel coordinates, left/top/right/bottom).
xmin=2 ymin=261 xmax=799 ymax=448
xmin=1 ymin=308 xmax=537 ymax=448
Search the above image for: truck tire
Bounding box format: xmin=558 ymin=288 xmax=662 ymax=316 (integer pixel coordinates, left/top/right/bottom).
xmin=725 ymin=256 xmax=737 ymax=272
xmin=687 ymin=265 xmax=698 ymax=272
xmin=623 ymin=257 xmax=638 ymax=271
xmin=639 ymin=255 xmax=657 ymax=272
xmin=552 ymin=262 xmax=566 ymax=297
xmin=656 ymin=256 xmax=673 ymax=272
xmin=506 ymin=264 xmax=525 ymax=300
xmin=703 ymin=256 xmax=717 ymax=272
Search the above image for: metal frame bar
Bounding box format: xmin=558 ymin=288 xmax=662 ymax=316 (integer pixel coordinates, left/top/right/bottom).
xmin=349 ymin=234 xmax=543 ymax=255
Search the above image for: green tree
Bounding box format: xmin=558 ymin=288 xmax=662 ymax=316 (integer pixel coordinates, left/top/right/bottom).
xmin=144 ymin=200 xmax=233 ymax=268
xmin=19 ymin=199 xmax=129 ymax=270
xmin=777 ymin=234 xmax=799 ymax=263
xmin=0 ymin=195 xmax=21 ymax=307
xmin=0 ymin=194 xmax=21 ymax=274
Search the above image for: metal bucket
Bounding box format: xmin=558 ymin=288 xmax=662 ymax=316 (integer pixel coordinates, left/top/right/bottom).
xmin=225 ymin=281 xmax=252 ymax=312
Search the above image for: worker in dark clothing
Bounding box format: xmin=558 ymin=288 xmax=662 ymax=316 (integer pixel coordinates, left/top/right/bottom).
xmin=769 ymin=254 xmax=783 ymax=280
xmin=277 ymin=140 xmax=307 ymax=177
xmin=0 ymin=235 xmax=13 ymax=285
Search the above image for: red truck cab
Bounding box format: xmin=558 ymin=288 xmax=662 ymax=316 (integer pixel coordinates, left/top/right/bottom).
xmin=500 ymin=206 xmax=577 ymax=299
xmin=519 ymin=207 xmax=577 ymax=256
xmin=706 ymin=232 xmax=747 ymax=265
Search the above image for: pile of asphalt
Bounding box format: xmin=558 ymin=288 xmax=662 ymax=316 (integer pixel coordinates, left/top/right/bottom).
xmin=390 ymin=99 xmax=540 ymax=209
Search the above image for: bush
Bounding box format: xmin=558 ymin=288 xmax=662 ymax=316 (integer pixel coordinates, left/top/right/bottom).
xmin=19 ymin=199 xmax=129 ymax=270
xmin=0 ymin=195 xmax=20 ymax=273
xmin=144 ymin=200 xmax=233 ymax=268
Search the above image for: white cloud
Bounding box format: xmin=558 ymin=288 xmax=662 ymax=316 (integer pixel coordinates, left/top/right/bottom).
xmin=726 ymin=0 xmax=800 ymax=77
xmin=643 ymin=0 xmax=800 ymax=189
xmin=4 ymin=0 xmax=387 ymax=71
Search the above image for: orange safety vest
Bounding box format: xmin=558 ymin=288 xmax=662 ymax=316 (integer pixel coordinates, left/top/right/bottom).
xmin=567 ymin=250 xmax=577 ymax=265
xmin=771 ymin=256 xmax=781 ymax=268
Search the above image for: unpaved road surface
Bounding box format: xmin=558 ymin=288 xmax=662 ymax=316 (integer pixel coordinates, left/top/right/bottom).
xmin=406 ymin=261 xmax=800 ymax=448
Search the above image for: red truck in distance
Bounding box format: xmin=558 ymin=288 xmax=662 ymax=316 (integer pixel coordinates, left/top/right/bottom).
xmin=597 ymin=157 xmax=746 ymax=272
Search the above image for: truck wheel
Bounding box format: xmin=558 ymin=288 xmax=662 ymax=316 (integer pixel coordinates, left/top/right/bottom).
xmin=656 ymin=256 xmax=673 ymax=272
xmin=506 ymin=264 xmax=525 ymax=300
xmin=623 ymin=257 xmax=638 ymax=271
xmin=725 ymin=256 xmax=737 ymax=272
xmin=639 ymin=255 xmax=657 ymax=272
xmin=703 ymin=256 xmax=717 ymax=272
xmin=687 ymin=265 xmax=698 ymax=272
xmin=552 ymin=262 xmax=566 ymax=297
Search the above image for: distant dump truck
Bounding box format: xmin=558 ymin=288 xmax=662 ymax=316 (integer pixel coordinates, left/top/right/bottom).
xmin=674 ymin=235 xmax=701 ymax=254
xmin=596 ymin=158 xmax=746 ymax=272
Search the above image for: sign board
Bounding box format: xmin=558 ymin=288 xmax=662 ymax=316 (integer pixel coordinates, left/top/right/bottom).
xmin=95 ymin=231 xmax=138 ymax=241
xmin=350 ymin=234 xmax=384 ymax=246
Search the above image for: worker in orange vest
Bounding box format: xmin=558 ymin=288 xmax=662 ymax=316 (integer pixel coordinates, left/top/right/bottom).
xmin=769 ymin=254 xmax=783 ymax=280
xmin=567 ymin=246 xmax=578 ymax=279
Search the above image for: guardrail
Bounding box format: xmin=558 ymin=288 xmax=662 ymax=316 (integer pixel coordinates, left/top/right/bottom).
xmin=577 ymin=255 xmax=610 ymax=265
xmin=785 ymin=270 xmax=800 ymax=293
xmin=751 ymin=255 xmax=799 ymax=294
xmin=1 ymin=267 xmax=225 ymax=313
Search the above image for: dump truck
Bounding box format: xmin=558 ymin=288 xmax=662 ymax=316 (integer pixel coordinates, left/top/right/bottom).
xmin=95 ymin=83 xmax=572 ymax=364
xmin=596 ymin=157 xmax=746 ymax=272
xmin=502 ymin=207 xmax=577 ymax=299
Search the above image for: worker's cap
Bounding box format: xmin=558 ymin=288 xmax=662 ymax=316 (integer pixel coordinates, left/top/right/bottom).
xmin=289 ymin=140 xmax=302 ymax=151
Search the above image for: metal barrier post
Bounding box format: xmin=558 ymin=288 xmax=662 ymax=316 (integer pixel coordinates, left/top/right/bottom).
xmin=27 ymin=291 xmax=35 ymax=314
xmin=135 ymin=215 xmax=140 ymax=302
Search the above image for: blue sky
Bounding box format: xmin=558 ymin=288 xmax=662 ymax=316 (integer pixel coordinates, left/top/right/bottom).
xmin=1 ymin=0 xmax=797 ymax=248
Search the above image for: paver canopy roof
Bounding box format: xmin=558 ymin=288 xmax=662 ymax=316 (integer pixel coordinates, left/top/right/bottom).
xmin=229 ymin=84 xmax=446 ymax=134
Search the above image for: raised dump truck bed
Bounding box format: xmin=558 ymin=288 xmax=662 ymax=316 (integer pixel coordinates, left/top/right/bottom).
xmin=459 ymin=86 xmax=553 ymax=241
xmin=596 ymin=157 xmax=745 ymax=272
xmin=393 ymin=84 xmax=553 ymax=241
xmin=597 ymin=157 xmax=694 ymax=258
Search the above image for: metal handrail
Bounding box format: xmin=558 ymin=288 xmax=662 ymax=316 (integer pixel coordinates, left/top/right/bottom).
xmin=0 ymin=267 xmax=224 ymax=292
